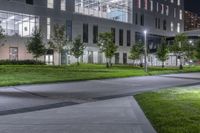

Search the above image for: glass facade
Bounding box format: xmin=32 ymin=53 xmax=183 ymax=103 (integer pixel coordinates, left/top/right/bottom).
xmin=75 ymin=0 xmax=133 ymax=23
xmin=0 ymin=10 xmax=39 ymax=37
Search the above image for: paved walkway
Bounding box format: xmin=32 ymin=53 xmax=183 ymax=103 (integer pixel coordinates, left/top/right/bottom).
xmin=0 ymin=96 xmax=156 ymax=133
xmin=0 ymin=73 xmax=200 ymax=133
xmin=0 ymin=73 xmax=200 ymax=115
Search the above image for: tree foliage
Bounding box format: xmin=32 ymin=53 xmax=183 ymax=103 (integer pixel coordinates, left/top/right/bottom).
xmin=26 ymin=29 xmax=46 ymax=60
xmin=129 ymin=42 xmax=143 ymax=65
xmin=97 ymin=32 xmax=118 ymax=68
xmin=194 ymin=40 xmax=200 ymax=61
xmin=0 ymin=26 xmax=6 ymax=45
xmin=156 ymin=38 xmax=169 ymax=68
xmin=70 ymin=36 xmax=85 ymax=65
xmin=169 ymin=33 xmax=188 ymax=69
xmin=48 ymin=24 xmax=69 ymax=65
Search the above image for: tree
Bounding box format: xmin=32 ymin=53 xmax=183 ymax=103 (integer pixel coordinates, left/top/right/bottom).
xmin=0 ymin=26 xmax=6 ymax=46
xmin=170 ymin=33 xmax=188 ymax=69
xmin=26 ymin=29 xmax=46 ymax=60
xmin=70 ymin=36 xmax=85 ymax=66
xmin=129 ymin=42 xmax=143 ymax=66
xmin=156 ymin=38 xmax=169 ymax=68
xmin=48 ymin=24 xmax=69 ymax=65
xmin=195 ymin=40 xmax=200 ymax=61
xmin=97 ymin=32 xmax=118 ymax=68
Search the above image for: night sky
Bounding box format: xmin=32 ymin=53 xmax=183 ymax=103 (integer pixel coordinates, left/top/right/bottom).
xmin=184 ymin=0 xmax=200 ymax=14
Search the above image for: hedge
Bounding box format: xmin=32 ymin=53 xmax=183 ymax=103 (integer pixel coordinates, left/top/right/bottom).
xmin=0 ymin=60 xmax=45 ymax=65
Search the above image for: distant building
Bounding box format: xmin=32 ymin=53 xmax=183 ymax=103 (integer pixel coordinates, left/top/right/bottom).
xmin=0 ymin=0 xmax=184 ymax=66
xmin=184 ymin=10 xmax=200 ymax=31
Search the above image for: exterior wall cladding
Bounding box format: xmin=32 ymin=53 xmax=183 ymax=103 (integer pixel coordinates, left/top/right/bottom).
xmin=0 ymin=0 xmax=184 ymax=66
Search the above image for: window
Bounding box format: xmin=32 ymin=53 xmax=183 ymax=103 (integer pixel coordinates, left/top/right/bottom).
xmin=144 ymin=0 xmax=148 ymax=10
xmin=177 ymin=0 xmax=180 ymax=6
xmin=135 ymin=13 xmax=138 ymax=25
xmin=26 ymin=0 xmax=33 ymax=5
xmin=0 ymin=10 xmax=39 ymax=37
xmin=47 ymin=18 xmax=51 ymax=39
xmin=111 ymin=28 xmax=116 ymax=43
xmin=171 ymin=22 xmax=174 ymax=31
xmin=45 ymin=49 xmax=54 ymax=65
xmin=166 ymin=6 xmax=169 ymax=16
xmin=136 ymin=0 xmax=141 ymax=8
xmin=174 ymin=8 xmax=176 ymax=18
xmin=61 ymin=0 xmax=66 ymax=11
xmin=158 ymin=18 xmax=160 ymax=29
xmin=156 ymin=2 xmax=159 ymax=12
xmin=119 ymin=29 xmax=123 ymax=46
xmin=9 ymin=47 xmax=18 ymax=60
xmin=75 ymin=0 xmax=133 ymax=23
xmin=140 ymin=14 xmax=144 ymax=26
xmin=93 ymin=25 xmax=98 ymax=43
xmin=161 ymin=4 xmax=164 ymax=14
xmin=47 ymin=0 xmax=54 ymax=8
xmin=163 ymin=20 xmax=167 ymax=30
xmin=179 ymin=10 xmax=183 ymax=20
xmin=83 ymin=24 xmax=88 ymax=43
xmin=150 ymin=1 xmax=153 ymax=11
xmin=127 ymin=30 xmax=131 ymax=46
xmin=177 ymin=23 xmax=180 ymax=33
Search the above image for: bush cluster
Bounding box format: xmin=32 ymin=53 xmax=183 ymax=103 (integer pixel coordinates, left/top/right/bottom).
xmin=0 ymin=60 xmax=45 ymax=65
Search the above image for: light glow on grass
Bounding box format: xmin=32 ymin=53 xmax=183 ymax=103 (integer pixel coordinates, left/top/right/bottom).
xmin=135 ymin=86 xmax=200 ymax=133
xmin=0 ymin=64 xmax=199 ymax=86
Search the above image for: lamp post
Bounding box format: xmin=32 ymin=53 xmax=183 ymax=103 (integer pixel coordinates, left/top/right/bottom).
xmin=144 ymin=30 xmax=148 ymax=72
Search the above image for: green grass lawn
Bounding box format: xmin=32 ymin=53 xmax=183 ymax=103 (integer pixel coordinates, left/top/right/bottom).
xmin=0 ymin=64 xmax=199 ymax=86
xmin=135 ymin=87 xmax=200 ymax=133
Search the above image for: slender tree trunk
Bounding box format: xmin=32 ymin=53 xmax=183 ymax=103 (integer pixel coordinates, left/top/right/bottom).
xmin=179 ymin=55 xmax=183 ymax=70
xmin=162 ymin=61 xmax=164 ymax=68
xmin=77 ymin=58 xmax=79 ymax=66
xmin=176 ymin=55 xmax=178 ymax=66
xmin=109 ymin=58 xmax=112 ymax=68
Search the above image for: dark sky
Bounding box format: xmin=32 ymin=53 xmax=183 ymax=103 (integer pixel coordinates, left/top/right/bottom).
xmin=184 ymin=0 xmax=200 ymax=14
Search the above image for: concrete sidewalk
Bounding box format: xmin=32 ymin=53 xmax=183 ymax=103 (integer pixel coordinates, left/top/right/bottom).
xmin=0 ymin=73 xmax=200 ymax=115
xmin=0 ymin=96 xmax=156 ymax=133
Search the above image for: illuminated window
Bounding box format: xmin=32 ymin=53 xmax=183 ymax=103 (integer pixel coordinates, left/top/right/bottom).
xmin=179 ymin=10 xmax=183 ymax=20
xmin=177 ymin=0 xmax=180 ymax=6
xmin=47 ymin=0 xmax=54 ymax=8
xmin=0 ymin=10 xmax=39 ymax=37
xmin=177 ymin=23 xmax=180 ymax=33
xmin=61 ymin=0 xmax=66 ymax=11
xmin=161 ymin=4 xmax=164 ymax=14
xmin=47 ymin=18 xmax=51 ymax=39
xmin=138 ymin=0 xmax=141 ymax=8
xmin=156 ymin=2 xmax=159 ymax=12
xmin=171 ymin=22 xmax=174 ymax=31
xmin=150 ymin=1 xmax=153 ymax=11
xmin=144 ymin=0 xmax=148 ymax=10
xmin=166 ymin=6 xmax=169 ymax=16
xmin=75 ymin=0 xmax=133 ymax=23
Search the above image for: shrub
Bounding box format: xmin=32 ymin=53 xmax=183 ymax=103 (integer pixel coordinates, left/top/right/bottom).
xmin=0 ymin=60 xmax=45 ymax=65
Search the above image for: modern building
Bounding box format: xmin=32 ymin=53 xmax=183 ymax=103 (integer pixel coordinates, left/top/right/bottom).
xmin=0 ymin=0 xmax=184 ymax=66
xmin=184 ymin=10 xmax=200 ymax=31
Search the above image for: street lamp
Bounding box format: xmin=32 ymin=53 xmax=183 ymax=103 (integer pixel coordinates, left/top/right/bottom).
xmin=144 ymin=30 xmax=148 ymax=72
